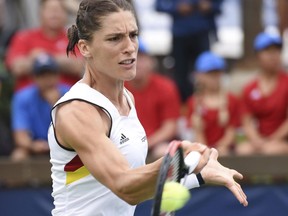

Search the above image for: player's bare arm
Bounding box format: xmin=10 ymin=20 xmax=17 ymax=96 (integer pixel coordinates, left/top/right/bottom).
xmin=55 ymin=99 xmax=163 ymax=205
xmin=54 ymin=100 xmax=210 ymax=205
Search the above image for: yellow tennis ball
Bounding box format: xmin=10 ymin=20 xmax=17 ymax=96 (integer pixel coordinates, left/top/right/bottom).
xmin=160 ymin=181 xmax=191 ymax=212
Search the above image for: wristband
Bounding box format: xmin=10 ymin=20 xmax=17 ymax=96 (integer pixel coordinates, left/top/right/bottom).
xmin=180 ymin=173 xmax=200 ymax=189
xmin=196 ymin=173 xmax=205 ymax=185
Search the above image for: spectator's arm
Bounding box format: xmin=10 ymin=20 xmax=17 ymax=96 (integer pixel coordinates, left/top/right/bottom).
xmin=155 ymin=0 xmax=179 ymax=14
xmin=155 ymin=0 xmax=194 ymax=15
xmin=192 ymin=124 xmax=206 ymax=144
xmin=210 ymin=0 xmax=223 ymax=14
xmin=268 ymin=109 xmax=288 ymax=140
xmin=240 ymin=88 xmax=265 ymax=149
xmin=9 ymin=48 xmax=44 ymax=77
xmin=206 ymin=0 xmax=223 ymax=14
xmin=216 ymin=94 xmax=239 ymax=155
xmin=11 ymin=91 xmax=33 ymax=160
xmin=13 ymin=130 xmax=33 ymax=151
xmin=198 ymin=0 xmax=223 ymax=14
xmin=5 ymin=31 xmax=43 ymax=77
xmin=242 ymin=114 xmax=265 ymax=148
xmin=55 ymin=54 xmax=84 ymax=78
xmin=148 ymin=119 xmax=178 ymax=148
xmin=215 ymin=126 xmax=235 ymax=155
xmin=11 ymin=130 xmax=32 ymax=161
xmin=187 ymin=96 xmax=206 ymax=144
xmin=190 ymin=112 xmax=206 ymax=144
xmin=9 ymin=57 xmax=33 ymax=77
xmin=12 ymin=130 xmax=49 ymax=161
xmin=148 ymin=78 xmax=180 ymax=148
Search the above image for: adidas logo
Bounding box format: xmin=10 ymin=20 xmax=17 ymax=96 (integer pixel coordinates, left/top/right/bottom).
xmin=120 ymin=133 xmax=130 ymax=144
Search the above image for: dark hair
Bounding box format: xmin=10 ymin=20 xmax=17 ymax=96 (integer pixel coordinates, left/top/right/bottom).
xmin=67 ymin=0 xmax=136 ymax=56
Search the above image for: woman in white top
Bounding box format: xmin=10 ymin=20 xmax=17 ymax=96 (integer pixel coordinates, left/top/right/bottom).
xmin=48 ymin=0 xmax=248 ymax=215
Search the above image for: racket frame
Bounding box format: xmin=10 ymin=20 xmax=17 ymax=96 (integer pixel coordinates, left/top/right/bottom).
xmin=151 ymin=141 xmax=187 ymax=216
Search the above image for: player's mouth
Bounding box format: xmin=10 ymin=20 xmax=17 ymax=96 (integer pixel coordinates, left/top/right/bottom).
xmin=119 ymin=58 xmax=136 ymax=66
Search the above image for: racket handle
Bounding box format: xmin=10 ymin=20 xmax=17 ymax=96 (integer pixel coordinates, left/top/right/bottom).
xmin=184 ymin=151 xmax=201 ymax=174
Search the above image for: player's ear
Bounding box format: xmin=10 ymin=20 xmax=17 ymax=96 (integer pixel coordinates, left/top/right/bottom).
xmin=78 ymin=39 xmax=92 ymax=58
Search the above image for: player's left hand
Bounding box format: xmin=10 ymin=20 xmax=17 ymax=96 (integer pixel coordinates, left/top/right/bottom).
xmin=201 ymin=148 xmax=248 ymax=206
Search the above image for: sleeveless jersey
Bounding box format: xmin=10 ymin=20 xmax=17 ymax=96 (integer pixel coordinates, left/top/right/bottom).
xmin=48 ymin=82 xmax=148 ymax=216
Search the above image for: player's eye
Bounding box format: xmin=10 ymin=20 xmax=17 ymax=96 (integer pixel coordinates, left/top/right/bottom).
xmin=108 ymin=35 xmax=121 ymax=42
xmin=130 ymin=32 xmax=138 ymax=40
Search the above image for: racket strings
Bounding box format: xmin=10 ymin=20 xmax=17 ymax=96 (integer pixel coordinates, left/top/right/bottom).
xmin=170 ymin=151 xmax=182 ymax=182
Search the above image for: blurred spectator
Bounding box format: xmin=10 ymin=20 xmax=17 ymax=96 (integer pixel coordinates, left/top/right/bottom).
xmin=237 ymin=32 xmax=288 ymax=155
xmin=0 ymin=75 xmax=14 ymax=156
xmin=186 ymin=51 xmax=240 ymax=156
xmin=62 ymin=0 xmax=82 ymax=26
xmin=5 ymin=0 xmax=83 ymax=92
xmin=125 ymin=40 xmax=181 ymax=162
xmin=11 ymin=53 xmax=69 ymax=161
xmin=277 ymin=0 xmax=288 ymax=35
xmin=0 ymin=0 xmax=39 ymax=31
xmin=155 ymin=0 xmax=223 ymax=102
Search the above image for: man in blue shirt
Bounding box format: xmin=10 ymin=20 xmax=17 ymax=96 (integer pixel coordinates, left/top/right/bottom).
xmin=11 ymin=53 xmax=70 ymax=161
xmin=156 ymin=0 xmax=223 ymax=102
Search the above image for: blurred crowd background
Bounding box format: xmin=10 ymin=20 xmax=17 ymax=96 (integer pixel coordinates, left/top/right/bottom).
xmin=0 ymin=1 xmax=288 ymax=216
xmin=0 ymin=0 xmax=288 ymax=163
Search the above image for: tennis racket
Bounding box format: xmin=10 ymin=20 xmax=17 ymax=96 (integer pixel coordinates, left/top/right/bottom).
xmin=151 ymin=140 xmax=200 ymax=216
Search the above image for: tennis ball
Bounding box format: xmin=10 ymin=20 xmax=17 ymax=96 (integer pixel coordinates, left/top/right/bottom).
xmin=160 ymin=181 xmax=191 ymax=212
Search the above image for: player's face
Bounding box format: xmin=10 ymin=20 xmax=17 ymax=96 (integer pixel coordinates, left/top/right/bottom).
xmin=86 ymin=10 xmax=138 ymax=81
xmin=41 ymin=0 xmax=67 ymax=31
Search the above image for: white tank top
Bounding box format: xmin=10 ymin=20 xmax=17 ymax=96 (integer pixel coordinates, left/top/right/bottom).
xmin=48 ymin=82 xmax=148 ymax=216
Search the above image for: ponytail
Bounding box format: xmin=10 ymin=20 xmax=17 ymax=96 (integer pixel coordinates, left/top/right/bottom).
xmin=66 ymin=25 xmax=79 ymax=56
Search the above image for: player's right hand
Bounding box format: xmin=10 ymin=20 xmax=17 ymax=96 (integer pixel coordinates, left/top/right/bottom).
xmin=201 ymin=148 xmax=248 ymax=207
xmin=181 ymin=141 xmax=210 ymax=174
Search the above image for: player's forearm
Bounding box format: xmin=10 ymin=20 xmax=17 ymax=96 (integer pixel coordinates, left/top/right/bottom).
xmin=113 ymin=159 xmax=162 ymax=205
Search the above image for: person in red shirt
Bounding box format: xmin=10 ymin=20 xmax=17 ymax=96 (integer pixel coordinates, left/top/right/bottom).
xmin=5 ymin=0 xmax=83 ymax=91
xmin=237 ymin=32 xmax=288 ymax=155
xmin=125 ymin=40 xmax=181 ymax=162
xmin=186 ymin=51 xmax=240 ymax=156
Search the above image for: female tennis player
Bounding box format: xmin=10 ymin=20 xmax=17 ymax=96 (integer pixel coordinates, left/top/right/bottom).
xmin=48 ymin=0 xmax=248 ymax=215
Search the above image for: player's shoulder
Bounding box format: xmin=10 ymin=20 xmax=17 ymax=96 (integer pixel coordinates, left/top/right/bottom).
xmin=56 ymin=99 xmax=102 ymax=123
